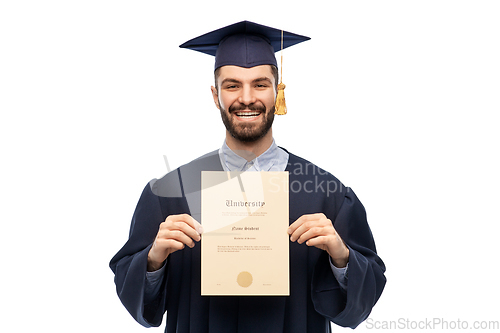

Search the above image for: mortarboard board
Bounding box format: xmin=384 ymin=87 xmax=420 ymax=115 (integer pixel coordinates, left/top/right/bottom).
xmin=180 ymin=21 xmax=310 ymax=115
xmin=179 ymin=20 xmax=310 ymax=70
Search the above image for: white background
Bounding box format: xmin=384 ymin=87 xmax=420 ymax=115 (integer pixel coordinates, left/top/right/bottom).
xmin=1 ymin=1 xmax=499 ymax=332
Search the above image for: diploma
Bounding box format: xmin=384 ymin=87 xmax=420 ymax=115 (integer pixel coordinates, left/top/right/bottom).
xmin=201 ymin=171 xmax=289 ymax=296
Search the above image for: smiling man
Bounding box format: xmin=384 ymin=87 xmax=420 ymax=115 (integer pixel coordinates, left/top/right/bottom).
xmin=110 ymin=21 xmax=386 ymax=333
xmin=214 ymin=64 xmax=277 ymax=156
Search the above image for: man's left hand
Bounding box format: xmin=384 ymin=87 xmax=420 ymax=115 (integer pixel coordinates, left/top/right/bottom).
xmin=288 ymin=213 xmax=349 ymax=268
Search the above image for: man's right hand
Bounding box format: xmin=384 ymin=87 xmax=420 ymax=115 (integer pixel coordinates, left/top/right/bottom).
xmin=147 ymin=214 xmax=203 ymax=272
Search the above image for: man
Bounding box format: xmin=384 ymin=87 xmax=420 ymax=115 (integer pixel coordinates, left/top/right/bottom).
xmin=110 ymin=21 xmax=386 ymax=333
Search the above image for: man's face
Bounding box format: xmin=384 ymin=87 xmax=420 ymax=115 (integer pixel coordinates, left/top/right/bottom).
xmin=212 ymin=65 xmax=276 ymax=143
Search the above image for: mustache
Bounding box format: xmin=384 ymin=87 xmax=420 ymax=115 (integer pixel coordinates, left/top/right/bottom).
xmin=228 ymin=102 xmax=266 ymax=113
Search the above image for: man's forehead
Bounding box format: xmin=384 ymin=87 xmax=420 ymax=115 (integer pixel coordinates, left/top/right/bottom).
xmin=218 ymin=65 xmax=274 ymax=79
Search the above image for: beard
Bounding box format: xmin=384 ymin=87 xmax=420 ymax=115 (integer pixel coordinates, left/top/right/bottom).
xmin=219 ymin=100 xmax=275 ymax=143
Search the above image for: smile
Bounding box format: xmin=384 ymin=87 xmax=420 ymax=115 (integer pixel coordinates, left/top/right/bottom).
xmin=234 ymin=111 xmax=262 ymax=119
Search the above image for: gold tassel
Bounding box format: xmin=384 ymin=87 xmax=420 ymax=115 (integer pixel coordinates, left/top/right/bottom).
xmin=275 ymin=82 xmax=287 ymax=115
xmin=274 ymin=30 xmax=287 ymax=115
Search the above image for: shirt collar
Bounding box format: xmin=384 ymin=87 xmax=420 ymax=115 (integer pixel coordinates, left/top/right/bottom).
xmin=219 ymin=139 xmax=288 ymax=172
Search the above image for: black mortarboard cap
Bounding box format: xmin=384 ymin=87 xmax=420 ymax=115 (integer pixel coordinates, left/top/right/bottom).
xmin=179 ymin=21 xmax=310 ymax=70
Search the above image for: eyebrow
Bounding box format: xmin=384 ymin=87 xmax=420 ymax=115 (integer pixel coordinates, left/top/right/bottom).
xmin=220 ymin=77 xmax=273 ymax=86
xmin=253 ymin=77 xmax=273 ymax=84
xmin=221 ymin=78 xmax=242 ymax=86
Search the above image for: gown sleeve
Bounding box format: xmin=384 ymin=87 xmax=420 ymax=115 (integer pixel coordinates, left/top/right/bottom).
xmin=311 ymin=188 xmax=386 ymax=328
xmin=109 ymin=183 xmax=169 ymax=328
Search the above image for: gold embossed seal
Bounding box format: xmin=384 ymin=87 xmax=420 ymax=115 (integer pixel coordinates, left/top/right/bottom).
xmin=237 ymin=271 xmax=253 ymax=288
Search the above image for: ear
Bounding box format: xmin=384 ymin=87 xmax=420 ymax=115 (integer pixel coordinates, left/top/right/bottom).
xmin=211 ymin=86 xmax=220 ymax=109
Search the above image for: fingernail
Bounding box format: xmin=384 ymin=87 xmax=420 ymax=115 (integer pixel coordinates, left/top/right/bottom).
xmin=193 ymin=217 xmax=204 ymax=234
xmin=287 ymin=228 xmax=291 ymax=234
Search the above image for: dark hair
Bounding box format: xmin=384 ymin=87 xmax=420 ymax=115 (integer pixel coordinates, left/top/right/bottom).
xmin=214 ymin=65 xmax=279 ymax=92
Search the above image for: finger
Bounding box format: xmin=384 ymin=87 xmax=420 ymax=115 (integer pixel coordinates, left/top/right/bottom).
xmin=155 ymin=237 xmax=187 ymax=252
xmin=295 ymin=225 xmax=328 ymax=244
xmin=160 ymin=221 xmax=201 ymax=243
xmin=288 ymin=213 xmax=326 ymax=234
xmin=178 ymin=214 xmax=204 ymax=235
xmin=289 ymin=216 xmax=319 ymax=242
xmin=304 ymin=235 xmax=326 ymax=248
xmin=289 ymin=223 xmax=308 ymax=242
xmin=300 ymin=222 xmax=337 ymax=241
xmin=159 ymin=229 xmax=197 ymax=248
xmin=295 ymin=225 xmax=322 ymax=244
xmin=163 ymin=214 xmax=202 ymax=241
xmin=149 ymin=236 xmax=187 ymax=264
xmin=193 ymin=219 xmax=204 ymax=235
xmin=287 ymin=214 xmax=308 ymax=235
xmin=290 ymin=214 xmax=332 ymax=243
xmin=304 ymin=235 xmax=336 ymax=254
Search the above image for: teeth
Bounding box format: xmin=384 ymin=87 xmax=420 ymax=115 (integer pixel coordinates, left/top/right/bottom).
xmin=236 ymin=112 xmax=260 ymax=117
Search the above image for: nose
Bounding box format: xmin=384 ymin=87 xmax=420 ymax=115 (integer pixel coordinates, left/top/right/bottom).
xmin=238 ymin=85 xmax=256 ymax=106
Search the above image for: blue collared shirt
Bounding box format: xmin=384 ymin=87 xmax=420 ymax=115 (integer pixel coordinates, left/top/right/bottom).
xmin=218 ymin=139 xmax=289 ymax=172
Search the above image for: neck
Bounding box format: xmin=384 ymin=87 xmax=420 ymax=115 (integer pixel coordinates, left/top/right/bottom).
xmin=225 ymin=129 xmax=273 ymax=161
